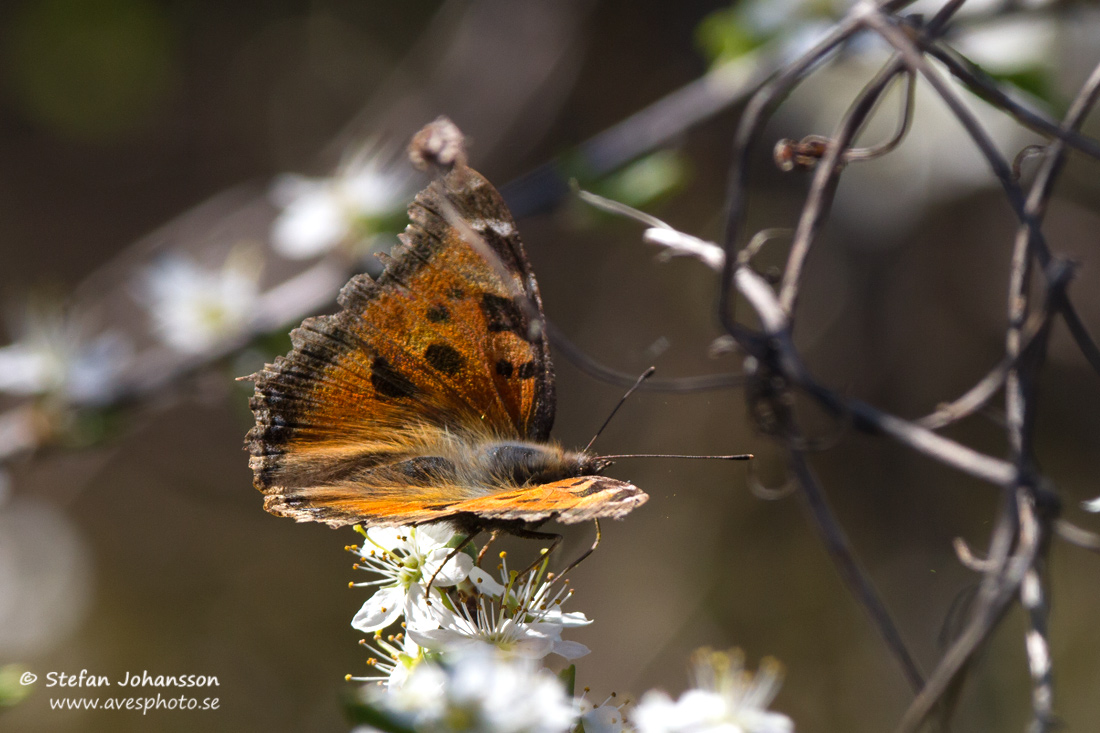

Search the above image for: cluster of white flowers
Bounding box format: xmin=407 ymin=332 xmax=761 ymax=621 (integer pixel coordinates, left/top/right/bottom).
xmin=354 ymin=646 xmax=577 ymax=733
xmin=346 ymin=525 xmax=794 ymax=733
xmin=348 ymin=525 xmax=590 ymax=678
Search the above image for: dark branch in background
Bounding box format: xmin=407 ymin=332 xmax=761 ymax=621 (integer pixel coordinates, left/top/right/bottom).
xmin=500 ymin=36 xmax=779 ymax=218
xmin=1003 ymin=57 xmax=1100 ymax=733
xmin=712 ymin=1 xmax=1100 ymax=729
xmin=777 ymin=54 xmax=909 ymax=315
xmin=926 ymin=43 xmax=1100 ymax=162
xmin=787 ymin=446 xmax=926 ymax=693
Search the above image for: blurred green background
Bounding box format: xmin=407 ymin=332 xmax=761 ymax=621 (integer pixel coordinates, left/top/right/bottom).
xmin=2 ymin=1 xmax=1100 ymax=731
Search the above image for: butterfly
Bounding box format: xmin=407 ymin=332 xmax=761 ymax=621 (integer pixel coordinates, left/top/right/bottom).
xmin=244 ymin=117 xmax=647 ymax=539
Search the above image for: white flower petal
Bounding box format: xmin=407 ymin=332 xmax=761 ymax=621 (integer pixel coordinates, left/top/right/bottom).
xmin=542 ymin=609 xmax=592 ymax=628
xmin=403 ymin=584 xmax=442 ymax=633
xmin=271 ymin=186 xmax=348 ymax=259
xmin=632 ymin=691 xmax=680 ymax=733
xmin=423 ymin=546 xmax=473 ymax=587
xmin=408 ymin=627 xmax=481 ymax=654
xmin=738 ymin=710 xmax=796 ymax=733
xmin=580 ymin=702 xmax=633 ymax=733
xmin=510 ymin=637 xmax=556 ymax=659
xmin=351 ymin=585 xmax=405 ymax=632
xmin=466 ymin=565 xmax=506 ymax=596
xmin=550 ymin=639 xmax=590 ymax=660
xmin=363 ymin=526 xmax=406 ymax=553
xmin=413 ymin=523 xmax=460 ymax=547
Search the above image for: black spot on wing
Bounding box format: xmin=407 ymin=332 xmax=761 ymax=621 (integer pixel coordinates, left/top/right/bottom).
xmin=480 ymin=293 xmax=531 ymax=340
xmin=495 ymin=359 xmax=513 ymax=377
xmin=516 ymin=360 xmax=538 ymax=379
xmin=370 ymin=356 xmax=419 ymax=399
xmin=426 ymin=305 xmax=450 ymax=323
xmin=424 ymin=343 xmax=465 ymax=376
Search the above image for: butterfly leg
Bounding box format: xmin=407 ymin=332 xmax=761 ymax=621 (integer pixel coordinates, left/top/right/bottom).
xmin=476 ymin=530 xmax=501 ymax=566
xmin=558 ymin=518 xmax=601 ymax=579
xmin=425 ymin=530 xmax=480 ymax=603
xmin=503 ymin=526 xmax=563 ymax=579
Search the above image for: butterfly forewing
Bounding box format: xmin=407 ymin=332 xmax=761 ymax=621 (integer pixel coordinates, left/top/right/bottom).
xmin=246 ymin=118 xmax=648 ymax=530
xmin=246 ymin=157 xmax=561 ymax=526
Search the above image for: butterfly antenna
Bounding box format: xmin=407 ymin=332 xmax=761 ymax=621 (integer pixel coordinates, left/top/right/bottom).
xmin=583 ymin=366 xmax=656 ymax=453
xmin=598 ymin=453 xmax=754 ymax=461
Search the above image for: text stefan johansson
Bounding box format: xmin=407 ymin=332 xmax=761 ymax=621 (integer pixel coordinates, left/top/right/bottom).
xmin=46 ymin=670 xmax=220 ymax=688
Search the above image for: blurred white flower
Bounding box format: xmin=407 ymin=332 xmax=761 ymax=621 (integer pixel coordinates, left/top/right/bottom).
xmin=141 ymin=247 xmax=261 ymax=354
xmin=361 ymin=645 xmax=577 ymax=733
xmin=0 ymin=303 xmax=130 ymax=405
xmin=410 ymin=557 xmax=591 ymax=661
xmin=578 ymin=693 xmax=633 ymax=733
xmin=351 ymin=525 xmax=474 ymax=634
xmin=270 ymin=145 xmax=412 ymax=259
xmin=632 ymin=649 xmax=793 ymax=733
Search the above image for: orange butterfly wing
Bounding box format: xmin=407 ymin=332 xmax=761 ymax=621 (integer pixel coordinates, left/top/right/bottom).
xmin=246 ymin=120 xmax=646 ymax=529
xmin=441 ymin=476 xmax=644 ymax=525
xmin=260 ymin=476 xmax=645 ymax=529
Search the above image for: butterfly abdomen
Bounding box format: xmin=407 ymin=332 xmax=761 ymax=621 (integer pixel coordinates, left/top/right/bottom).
xmin=474 ymin=441 xmax=592 ymax=488
xmin=375 ymin=437 xmax=596 ymax=494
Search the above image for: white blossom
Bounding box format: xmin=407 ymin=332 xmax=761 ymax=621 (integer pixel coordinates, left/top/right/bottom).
xmin=141 ymin=247 xmax=261 ymax=354
xmin=631 ymin=649 xmax=793 ymax=733
xmin=578 ymin=693 xmax=634 ymax=733
xmin=360 ymin=645 xmax=577 ymax=733
xmin=351 ymin=525 xmax=474 ymax=634
xmin=0 ymin=304 xmax=130 ymax=405
xmin=353 ymin=627 xmax=428 ymax=689
xmin=410 ymin=558 xmax=591 ymax=661
xmin=270 ymin=145 xmax=412 ymax=259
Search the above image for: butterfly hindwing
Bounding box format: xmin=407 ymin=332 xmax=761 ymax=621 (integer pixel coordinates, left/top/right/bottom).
xmin=442 ymin=476 xmax=647 ymax=525
xmin=260 ymin=475 xmax=646 ymax=529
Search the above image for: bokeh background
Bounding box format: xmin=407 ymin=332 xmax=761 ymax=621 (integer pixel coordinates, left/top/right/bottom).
xmin=2 ymin=1 xmax=1100 ymax=731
